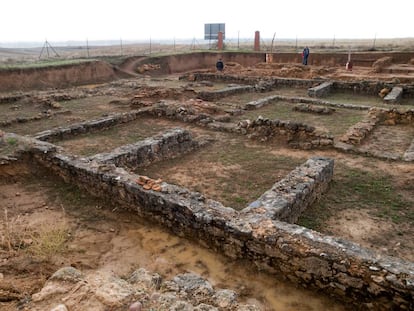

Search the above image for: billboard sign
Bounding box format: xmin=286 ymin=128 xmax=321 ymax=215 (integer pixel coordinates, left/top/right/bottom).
xmin=204 ymin=23 xmax=225 ymax=40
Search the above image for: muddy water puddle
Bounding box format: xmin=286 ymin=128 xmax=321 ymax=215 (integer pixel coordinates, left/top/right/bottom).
xmin=0 ymin=170 xmax=347 ymax=310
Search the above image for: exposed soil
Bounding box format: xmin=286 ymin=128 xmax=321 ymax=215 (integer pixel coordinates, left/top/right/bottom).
xmin=0 ymin=164 xmax=346 ymax=311
xmin=1 ymin=52 xmax=414 ymax=310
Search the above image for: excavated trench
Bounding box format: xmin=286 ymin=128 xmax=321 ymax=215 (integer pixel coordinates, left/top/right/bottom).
xmin=1 ymin=53 xmax=414 ymax=310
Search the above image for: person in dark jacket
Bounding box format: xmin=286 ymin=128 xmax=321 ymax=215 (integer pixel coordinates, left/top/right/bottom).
xmin=302 ymin=47 xmax=310 ymax=65
xmin=216 ymin=58 xmax=224 ymax=71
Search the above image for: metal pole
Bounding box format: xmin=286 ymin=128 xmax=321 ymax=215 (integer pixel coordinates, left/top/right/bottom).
xmin=270 ymin=32 xmax=276 ymax=53
xmin=39 ymin=41 xmax=46 ymax=59
xmin=48 ymin=42 xmax=60 ymax=57
xmin=86 ymin=38 xmax=90 ymax=58
xmin=238 ymin=31 xmax=240 ymax=49
xmin=295 ymin=36 xmax=298 ymax=53
xmin=120 ymin=38 xmax=123 ymax=55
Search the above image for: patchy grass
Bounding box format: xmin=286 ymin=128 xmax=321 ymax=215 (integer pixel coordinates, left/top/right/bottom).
xmin=234 ymin=101 xmax=366 ymax=137
xmin=56 ymin=117 xmax=186 ymax=156
xmin=0 ymin=58 xmax=95 ymax=70
xmin=298 ymin=164 xmax=413 ymax=230
xmin=139 ymin=133 xmax=305 ymax=210
xmin=2 ymin=95 xmax=125 ymax=135
xmin=0 ymin=136 xmax=21 ymax=157
xmin=326 ymin=91 xmax=414 ymax=109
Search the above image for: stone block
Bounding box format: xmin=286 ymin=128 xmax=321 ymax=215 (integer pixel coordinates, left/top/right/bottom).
xmin=383 ymin=87 xmax=403 ymax=104
xmin=308 ymin=82 xmax=333 ymax=98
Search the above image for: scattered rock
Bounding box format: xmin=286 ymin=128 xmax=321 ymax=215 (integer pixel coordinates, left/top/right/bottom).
xmin=129 ymin=301 xmax=142 ymax=311
xmin=50 ymin=304 xmax=68 ymax=311
xmin=50 ymin=267 xmax=84 ymax=283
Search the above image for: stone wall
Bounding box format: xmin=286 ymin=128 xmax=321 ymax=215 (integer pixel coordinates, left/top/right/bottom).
xmin=245 ymin=94 xmax=370 ymax=110
xmin=339 ymin=108 xmax=414 ymax=146
xmin=186 ymin=73 xmax=414 ymax=99
xmin=197 ymin=85 xmax=255 ymax=101
xmin=375 ymin=108 xmax=414 ymax=125
xmin=236 ymin=116 xmax=334 ymax=149
xmin=8 ymin=132 xmax=412 ymax=310
xmin=292 ymin=103 xmax=335 ymax=115
xmin=34 ymin=110 xmax=145 ymax=142
xmin=242 ymin=157 xmax=334 ymax=223
xmin=338 ymin=109 xmax=382 ymax=145
xmin=88 ymin=128 xmax=201 ymax=168
xmin=383 ymin=86 xmax=403 ymax=104
xmin=404 ymin=140 xmax=414 ymax=161
xmin=308 ymin=81 xmax=333 ymax=98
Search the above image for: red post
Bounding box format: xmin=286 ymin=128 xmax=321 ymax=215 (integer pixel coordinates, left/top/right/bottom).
xmin=218 ymin=31 xmax=223 ymax=50
xmin=254 ymin=31 xmax=260 ymax=51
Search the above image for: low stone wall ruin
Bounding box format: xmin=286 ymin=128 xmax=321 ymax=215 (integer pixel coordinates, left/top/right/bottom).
xmin=384 ymin=86 xmax=403 ymax=104
xmin=339 ymin=108 xmax=414 ymax=146
xmin=34 ymin=110 xmax=145 ymax=142
xmin=245 ymin=94 xmax=370 ymax=110
xmin=339 ymin=109 xmax=382 ymax=145
xmin=184 ymin=73 xmax=414 ymax=99
xmin=236 ymin=116 xmax=334 ymax=149
xmin=242 ymin=157 xmax=334 ymax=223
xmin=197 ymin=85 xmax=255 ymax=101
xmin=308 ymin=81 xmax=333 ymax=98
xmin=88 ymin=128 xmax=201 ymax=168
xmin=404 ymin=140 xmax=414 ymax=161
xmin=293 ymin=103 xmax=335 ymax=114
xmin=4 ymin=131 xmax=413 ymax=310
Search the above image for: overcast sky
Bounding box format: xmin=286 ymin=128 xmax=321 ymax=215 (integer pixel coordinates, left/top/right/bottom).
xmin=1 ymin=0 xmax=413 ymax=44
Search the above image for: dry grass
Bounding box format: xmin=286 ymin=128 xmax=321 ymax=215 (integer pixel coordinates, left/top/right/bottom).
xmin=28 ymin=224 xmax=69 ymax=260
xmin=1 ymin=206 xmax=69 ymax=261
xmin=2 ymin=207 xmax=15 ymax=252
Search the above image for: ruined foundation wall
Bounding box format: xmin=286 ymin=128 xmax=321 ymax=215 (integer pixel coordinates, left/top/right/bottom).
xmin=88 ymin=128 xmax=200 ymax=168
xmin=8 ymin=132 xmax=412 ymax=310
xmin=236 ymin=116 xmax=334 ymax=149
xmin=34 ymin=110 xmax=146 ymax=142
xmin=242 ymin=157 xmax=334 ymax=223
xmin=190 ymin=73 xmax=410 ymax=98
xmin=339 ymin=108 xmax=414 ymax=146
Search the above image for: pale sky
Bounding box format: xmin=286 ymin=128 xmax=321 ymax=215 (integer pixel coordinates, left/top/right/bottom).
xmin=1 ymin=0 xmax=413 ymax=44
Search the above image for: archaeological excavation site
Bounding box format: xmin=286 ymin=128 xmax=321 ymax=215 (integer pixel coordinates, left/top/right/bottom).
xmin=1 ymin=50 xmax=414 ymax=311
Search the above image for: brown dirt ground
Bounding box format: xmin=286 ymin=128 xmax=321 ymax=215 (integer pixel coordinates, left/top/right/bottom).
xmin=0 ymin=164 xmax=346 ymax=311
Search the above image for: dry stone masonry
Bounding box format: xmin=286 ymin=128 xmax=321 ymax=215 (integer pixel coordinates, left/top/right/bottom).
xmin=292 ymin=103 xmax=335 ymax=115
xmin=338 ymin=109 xmax=382 ymax=145
xmin=236 ymin=116 xmax=334 ymax=149
xmin=242 ymin=157 xmax=334 ymax=223
xmin=337 ymin=108 xmax=414 ymax=161
xmin=197 ymin=85 xmax=255 ymax=101
xmin=383 ymin=86 xmax=403 ymax=104
xmin=307 ymin=81 xmax=333 ymax=98
xmin=3 ymin=131 xmax=413 ymax=310
xmin=88 ymin=128 xmax=201 ymax=168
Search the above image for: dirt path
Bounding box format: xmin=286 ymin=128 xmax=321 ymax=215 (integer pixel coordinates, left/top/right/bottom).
xmin=117 ymin=56 xmax=148 ymax=76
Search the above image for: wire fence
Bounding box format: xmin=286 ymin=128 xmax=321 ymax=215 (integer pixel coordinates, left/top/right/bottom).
xmin=1 ymin=37 xmax=414 ymax=63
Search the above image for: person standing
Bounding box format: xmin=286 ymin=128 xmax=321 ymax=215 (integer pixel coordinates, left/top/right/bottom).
xmin=216 ymin=58 xmax=224 ymax=72
xmin=302 ymin=46 xmax=310 ymax=65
